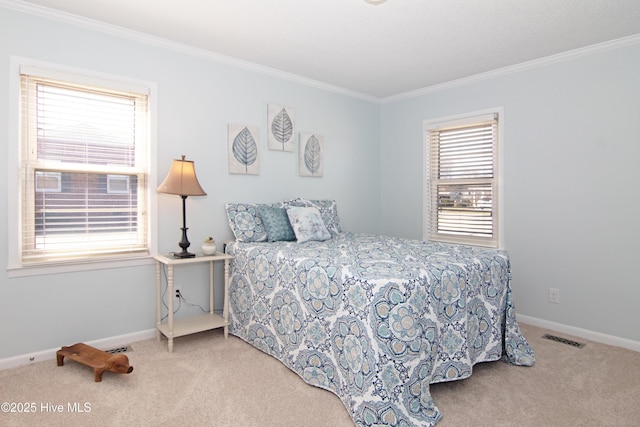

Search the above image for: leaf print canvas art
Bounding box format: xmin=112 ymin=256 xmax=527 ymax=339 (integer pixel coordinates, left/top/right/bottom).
xmin=228 ymin=123 xmax=260 ymax=175
xmin=299 ymin=132 xmax=324 ymax=177
xmin=268 ymin=104 xmax=295 ymax=152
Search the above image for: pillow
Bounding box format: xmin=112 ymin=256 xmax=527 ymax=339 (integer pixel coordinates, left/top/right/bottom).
xmin=286 ymin=206 xmax=331 ymax=243
xmin=305 ymin=199 xmax=342 ymax=235
xmin=288 ymin=198 xmax=342 ymax=235
xmin=258 ymin=205 xmax=296 ymax=242
xmin=225 ymin=203 xmax=267 ymax=242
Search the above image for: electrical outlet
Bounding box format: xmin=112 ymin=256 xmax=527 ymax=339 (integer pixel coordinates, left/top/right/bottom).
xmin=173 ymin=286 xmax=182 ymax=302
xmin=549 ymin=288 xmax=560 ymax=304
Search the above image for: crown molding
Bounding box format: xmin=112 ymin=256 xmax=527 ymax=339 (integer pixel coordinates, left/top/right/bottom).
xmin=3 ymin=0 xmax=638 ymax=105
xmin=0 ymin=0 xmax=379 ymax=103
xmin=381 ymin=33 xmax=640 ymax=104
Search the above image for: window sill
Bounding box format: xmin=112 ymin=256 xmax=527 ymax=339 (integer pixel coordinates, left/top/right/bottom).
xmin=7 ymin=255 xmax=156 ymax=278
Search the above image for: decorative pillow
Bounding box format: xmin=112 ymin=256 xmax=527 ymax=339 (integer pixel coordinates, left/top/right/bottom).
xmin=258 ymin=205 xmax=296 ymax=242
xmin=225 ymin=203 xmax=267 ymax=242
xmin=296 ymin=198 xmax=342 ymax=235
xmin=286 ymin=206 xmax=331 ymax=243
xmin=280 ymin=197 xmax=308 ymax=212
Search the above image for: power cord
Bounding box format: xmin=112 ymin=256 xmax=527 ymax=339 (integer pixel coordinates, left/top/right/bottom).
xmin=175 ymin=289 xmax=208 ymax=313
xmin=160 ymin=263 xmax=208 ymax=322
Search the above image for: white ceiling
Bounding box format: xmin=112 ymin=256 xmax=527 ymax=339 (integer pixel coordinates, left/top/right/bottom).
xmin=13 ymin=0 xmax=640 ymax=99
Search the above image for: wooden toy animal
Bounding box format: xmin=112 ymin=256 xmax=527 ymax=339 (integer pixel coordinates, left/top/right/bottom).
xmin=57 ymin=343 xmax=133 ymax=382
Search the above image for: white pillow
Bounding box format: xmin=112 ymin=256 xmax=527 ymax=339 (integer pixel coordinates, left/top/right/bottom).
xmin=286 ymin=206 xmax=331 ymax=243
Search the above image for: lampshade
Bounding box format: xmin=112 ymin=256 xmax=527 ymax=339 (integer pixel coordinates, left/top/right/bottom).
xmin=157 ymin=155 xmax=207 ymax=196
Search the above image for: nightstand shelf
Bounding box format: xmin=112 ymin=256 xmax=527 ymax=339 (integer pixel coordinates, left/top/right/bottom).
xmin=156 ymin=312 xmax=227 ymax=338
xmin=154 ymin=252 xmax=233 ymax=352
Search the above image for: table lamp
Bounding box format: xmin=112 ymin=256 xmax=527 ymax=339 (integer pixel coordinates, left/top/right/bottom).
xmin=157 ymin=155 xmax=207 ymax=258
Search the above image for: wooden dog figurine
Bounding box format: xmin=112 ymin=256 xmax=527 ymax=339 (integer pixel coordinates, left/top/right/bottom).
xmin=57 ymin=343 xmax=133 ymax=382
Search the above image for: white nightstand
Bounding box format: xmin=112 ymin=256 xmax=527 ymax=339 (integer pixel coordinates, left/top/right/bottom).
xmin=154 ymin=252 xmax=233 ymax=352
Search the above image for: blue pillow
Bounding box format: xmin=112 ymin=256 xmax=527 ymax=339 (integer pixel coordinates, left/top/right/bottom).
xmin=259 ymin=206 xmax=296 ymax=242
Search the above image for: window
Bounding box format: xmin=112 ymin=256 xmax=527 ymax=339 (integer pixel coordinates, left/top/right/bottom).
xmin=35 ymin=171 xmax=62 ymax=193
xmin=107 ymin=175 xmax=131 ymax=194
xmin=19 ymin=66 xmax=151 ymax=266
xmin=424 ymin=111 xmax=501 ymax=247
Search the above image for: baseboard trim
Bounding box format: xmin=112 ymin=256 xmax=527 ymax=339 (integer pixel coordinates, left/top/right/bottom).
xmin=3 ymin=318 xmax=637 ymax=370
xmin=517 ymin=314 xmax=640 ymax=352
xmin=0 ymin=329 xmax=157 ymax=371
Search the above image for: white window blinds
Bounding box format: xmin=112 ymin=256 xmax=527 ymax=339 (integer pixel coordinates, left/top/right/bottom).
xmin=426 ymin=113 xmax=499 ymax=247
xmin=20 ymin=69 xmax=150 ymax=265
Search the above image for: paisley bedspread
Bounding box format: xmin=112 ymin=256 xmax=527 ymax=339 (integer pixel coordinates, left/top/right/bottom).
xmin=225 ymin=232 xmax=535 ymax=426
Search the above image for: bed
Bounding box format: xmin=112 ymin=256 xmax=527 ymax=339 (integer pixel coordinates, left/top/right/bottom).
xmin=224 ymin=199 xmax=535 ymax=427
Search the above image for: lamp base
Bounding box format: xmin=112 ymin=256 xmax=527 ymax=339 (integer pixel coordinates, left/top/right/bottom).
xmin=174 ymin=226 xmax=195 ymax=258
xmin=172 ymin=250 xmax=195 ymax=259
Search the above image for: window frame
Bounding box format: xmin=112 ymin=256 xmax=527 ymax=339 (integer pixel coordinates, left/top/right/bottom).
xmin=423 ymin=108 xmax=504 ymax=248
xmin=8 ymin=57 xmax=158 ymax=277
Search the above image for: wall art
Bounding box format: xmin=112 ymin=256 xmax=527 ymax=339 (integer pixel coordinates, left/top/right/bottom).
xmin=299 ymin=132 xmax=324 ymax=177
xmin=228 ymin=123 xmax=260 ymax=175
xmin=267 ymin=104 xmax=295 ymax=152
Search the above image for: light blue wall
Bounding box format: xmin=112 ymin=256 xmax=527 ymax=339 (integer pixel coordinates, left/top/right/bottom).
xmin=0 ymin=7 xmax=381 ymax=358
xmin=380 ymin=42 xmax=640 ymax=342
xmin=2 ymin=5 xmax=639 ymax=360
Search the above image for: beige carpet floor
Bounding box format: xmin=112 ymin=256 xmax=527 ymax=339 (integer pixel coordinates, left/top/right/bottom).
xmin=0 ymin=323 xmax=638 ymax=426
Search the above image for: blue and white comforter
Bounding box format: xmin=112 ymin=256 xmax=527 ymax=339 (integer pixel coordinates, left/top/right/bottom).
xmin=226 ymin=232 xmax=534 ymax=426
